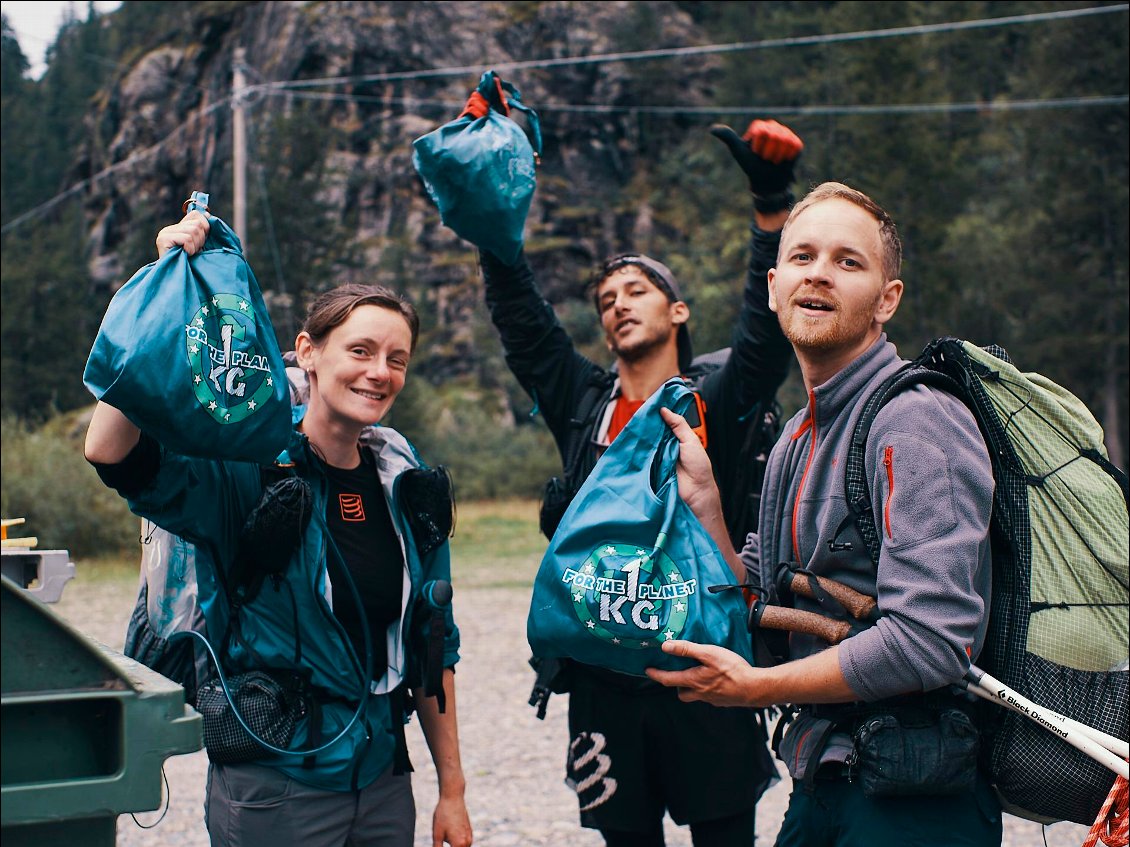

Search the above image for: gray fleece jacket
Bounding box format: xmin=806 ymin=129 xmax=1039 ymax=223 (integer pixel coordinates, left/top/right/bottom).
xmin=744 ymin=334 xmax=994 ymax=703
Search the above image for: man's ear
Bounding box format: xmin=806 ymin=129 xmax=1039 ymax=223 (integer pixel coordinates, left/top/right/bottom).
xmin=875 ymin=278 xmax=903 ymax=326
xmin=767 ymin=268 xmax=779 ymax=313
xmin=670 ymin=300 xmax=690 ymax=326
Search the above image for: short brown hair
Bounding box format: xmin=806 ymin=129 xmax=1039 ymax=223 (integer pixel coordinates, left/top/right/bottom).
xmin=302 ymin=284 xmax=420 ymax=351
xmin=782 ymin=182 xmax=903 ymax=281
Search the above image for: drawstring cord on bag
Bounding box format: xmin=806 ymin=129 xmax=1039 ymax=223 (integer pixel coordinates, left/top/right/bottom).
xmin=458 ymin=70 xmax=542 ymax=162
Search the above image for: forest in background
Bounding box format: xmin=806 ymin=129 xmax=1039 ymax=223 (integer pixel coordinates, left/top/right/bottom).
xmin=1 ymin=1 xmax=1127 ymax=553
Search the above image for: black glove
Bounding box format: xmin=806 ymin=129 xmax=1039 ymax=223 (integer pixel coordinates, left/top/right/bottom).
xmin=711 ymin=119 xmax=804 ymax=214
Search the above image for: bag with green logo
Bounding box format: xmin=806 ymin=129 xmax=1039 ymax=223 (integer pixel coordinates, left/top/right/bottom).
xmin=83 ymin=191 xmax=291 ymax=464
xmin=527 ymin=378 xmax=754 ymax=677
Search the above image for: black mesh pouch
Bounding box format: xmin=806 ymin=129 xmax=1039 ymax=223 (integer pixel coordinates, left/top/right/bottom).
xmin=850 ymin=708 xmax=980 ymax=797
xmin=195 ymin=670 xmax=310 ymax=764
xmin=231 ymin=475 xmax=313 ymax=603
xmin=399 ymin=466 xmax=455 ymax=556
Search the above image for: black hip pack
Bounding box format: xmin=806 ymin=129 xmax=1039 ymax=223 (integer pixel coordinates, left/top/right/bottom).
xmin=846 ymin=706 xmax=980 ymax=797
xmin=779 ymin=694 xmax=981 ymax=798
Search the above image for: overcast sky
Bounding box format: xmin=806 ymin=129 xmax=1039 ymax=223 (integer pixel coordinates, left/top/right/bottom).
xmin=2 ymin=0 xmax=121 ymax=79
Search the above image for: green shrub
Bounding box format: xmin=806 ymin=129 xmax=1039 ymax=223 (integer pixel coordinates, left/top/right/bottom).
xmin=0 ymin=412 xmax=138 ymax=557
xmin=389 ymin=379 xmax=562 ymax=502
xmin=424 ymin=405 xmax=561 ymax=502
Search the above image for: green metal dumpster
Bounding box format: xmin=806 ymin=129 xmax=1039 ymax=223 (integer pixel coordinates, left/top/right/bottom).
xmin=0 ymin=574 xmax=202 ymax=846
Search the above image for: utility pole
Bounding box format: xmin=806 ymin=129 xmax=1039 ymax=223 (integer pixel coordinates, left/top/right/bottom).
xmin=232 ymin=48 xmax=247 ymax=248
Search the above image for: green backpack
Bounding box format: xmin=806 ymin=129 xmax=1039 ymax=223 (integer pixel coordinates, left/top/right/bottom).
xmin=844 ymin=336 xmax=1129 ymax=825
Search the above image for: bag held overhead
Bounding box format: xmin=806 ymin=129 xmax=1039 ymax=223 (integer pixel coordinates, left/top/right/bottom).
xmin=84 ymin=191 xmax=291 ymax=464
xmin=527 ymin=378 xmax=754 ymax=678
xmin=412 ymin=70 xmax=542 ymax=264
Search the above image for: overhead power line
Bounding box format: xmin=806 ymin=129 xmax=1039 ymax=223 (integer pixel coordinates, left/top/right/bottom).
xmin=2 ymin=3 xmax=1127 ymax=235
xmin=0 ymin=101 xmax=229 ymax=235
xmin=273 ymin=90 xmax=1129 ymax=116
xmin=6 ymin=89 xmax=1124 ymax=236
xmin=259 ymin=4 xmax=1129 ymax=93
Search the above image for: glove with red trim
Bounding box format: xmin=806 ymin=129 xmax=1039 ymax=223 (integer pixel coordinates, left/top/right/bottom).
xmin=710 ymin=119 xmax=804 ymax=213
xmin=459 ymin=74 xmax=511 ymax=120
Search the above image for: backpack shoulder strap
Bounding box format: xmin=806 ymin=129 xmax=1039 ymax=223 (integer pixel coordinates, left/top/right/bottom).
xmin=561 ymin=371 xmax=615 ymax=488
xmin=843 ymin=350 xmax=965 ymax=566
xmin=723 ymin=396 xmax=781 ymax=545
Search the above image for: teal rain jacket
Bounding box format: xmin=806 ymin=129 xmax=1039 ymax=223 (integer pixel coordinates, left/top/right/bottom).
xmin=120 ymin=410 xmax=460 ymax=792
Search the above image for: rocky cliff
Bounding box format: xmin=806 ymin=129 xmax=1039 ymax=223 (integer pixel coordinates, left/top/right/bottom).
xmin=79 ymin=1 xmax=720 ymax=385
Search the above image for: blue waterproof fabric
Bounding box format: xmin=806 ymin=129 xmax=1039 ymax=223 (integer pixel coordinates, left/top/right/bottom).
xmin=528 ymin=379 xmax=754 ymax=677
xmin=412 ymin=70 xmax=542 ymax=264
xmin=83 ymin=192 xmax=291 ymax=464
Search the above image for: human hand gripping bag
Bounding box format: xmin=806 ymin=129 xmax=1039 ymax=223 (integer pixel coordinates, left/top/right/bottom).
xmin=412 ymin=69 xmax=542 ymax=264
xmin=527 ymin=379 xmax=755 ymax=677
xmin=83 ymin=191 xmax=291 ymax=464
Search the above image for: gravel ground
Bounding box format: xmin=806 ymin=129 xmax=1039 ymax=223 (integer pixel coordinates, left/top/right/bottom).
xmin=46 ymin=571 xmax=1093 ymax=846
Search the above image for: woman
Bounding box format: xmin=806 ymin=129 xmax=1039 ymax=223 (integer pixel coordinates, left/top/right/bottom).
xmin=85 ymin=211 xmax=473 ymax=847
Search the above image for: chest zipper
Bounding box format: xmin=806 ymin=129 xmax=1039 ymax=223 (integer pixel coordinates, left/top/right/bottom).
xmin=882 ymin=446 xmax=895 ymax=540
xmin=791 ymin=396 xmax=818 ymax=562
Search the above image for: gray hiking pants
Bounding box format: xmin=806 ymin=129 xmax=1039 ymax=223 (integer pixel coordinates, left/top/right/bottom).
xmin=205 ymin=761 xmax=414 ymax=847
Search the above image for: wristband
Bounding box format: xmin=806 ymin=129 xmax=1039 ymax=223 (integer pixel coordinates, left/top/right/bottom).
xmin=753 ymin=188 xmax=794 ymax=214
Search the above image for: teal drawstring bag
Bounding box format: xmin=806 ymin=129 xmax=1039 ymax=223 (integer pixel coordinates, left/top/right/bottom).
xmin=83 ymin=192 xmax=291 ymax=464
xmin=527 ymin=379 xmax=755 ymax=677
xmin=412 ymin=70 xmax=542 ymax=264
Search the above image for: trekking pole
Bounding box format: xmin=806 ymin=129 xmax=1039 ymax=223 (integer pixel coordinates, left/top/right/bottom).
xmin=782 ymin=568 xmax=879 ymax=622
xmin=707 ymin=587 xmax=853 ymax=644
xmin=420 ymin=579 xmax=453 ymax=714
xmin=753 ymin=601 xmax=852 ymax=645
xmin=964 ymin=665 xmax=1129 ymax=759
xmin=963 ymin=665 xmax=1129 ymax=779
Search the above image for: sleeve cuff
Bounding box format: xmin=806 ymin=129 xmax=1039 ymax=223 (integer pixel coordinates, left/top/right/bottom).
xmin=89 ymin=432 xmax=160 ymax=499
xmin=752 ymin=188 xmax=794 ymax=214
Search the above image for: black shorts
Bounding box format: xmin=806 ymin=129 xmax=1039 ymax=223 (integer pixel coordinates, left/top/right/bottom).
xmin=565 ymin=664 xmax=777 ymax=832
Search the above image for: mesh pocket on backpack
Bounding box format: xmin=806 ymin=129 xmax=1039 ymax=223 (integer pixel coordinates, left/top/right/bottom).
xmin=989 ymin=654 xmax=1128 ymax=824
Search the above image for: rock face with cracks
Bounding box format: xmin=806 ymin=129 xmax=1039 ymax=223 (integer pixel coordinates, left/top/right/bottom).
xmin=77 ymin=2 xmax=716 ymax=385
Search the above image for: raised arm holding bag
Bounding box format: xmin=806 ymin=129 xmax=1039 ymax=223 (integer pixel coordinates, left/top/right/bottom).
xmin=412 ymin=69 xmax=543 ymax=263
xmin=83 ymin=191 xmax=291 ymax=464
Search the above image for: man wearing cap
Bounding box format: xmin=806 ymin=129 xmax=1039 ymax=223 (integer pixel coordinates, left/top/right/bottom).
xmin=475 ymin=119 xmax=801 ymax=846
